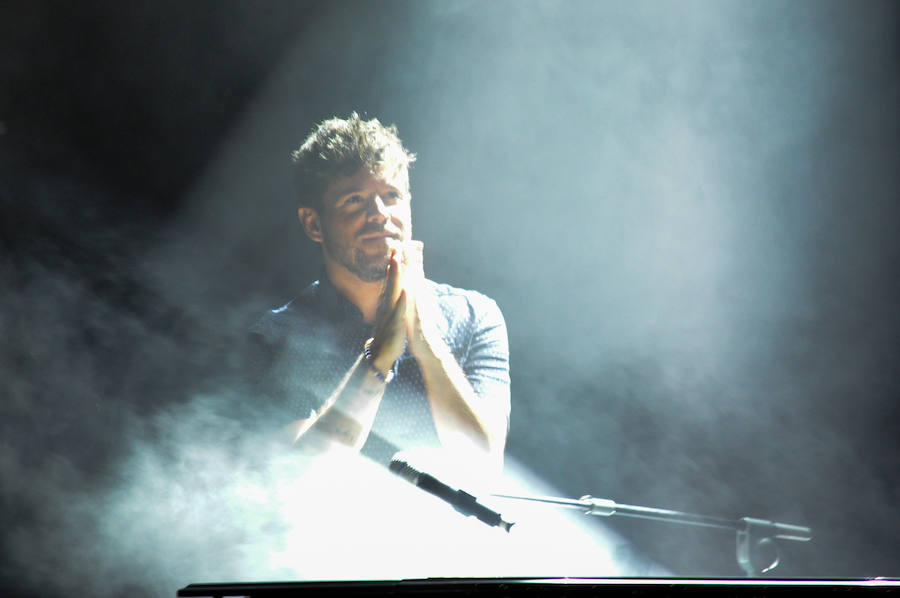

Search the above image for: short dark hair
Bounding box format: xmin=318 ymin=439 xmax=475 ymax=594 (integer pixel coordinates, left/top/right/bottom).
xmin=290 ymin=112 xmax=416 ymax=212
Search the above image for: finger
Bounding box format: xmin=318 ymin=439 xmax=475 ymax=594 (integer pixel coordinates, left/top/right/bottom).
xmin=402 ymin=241 xmax=424 ymax=304
xmin=407 ymin=240 xmax=424 ymax=259
xmin=373 ymin=289 xmax=408 ymax=363
xmin=401 ymin=240 xmax=422 ymax=265
xmin=377 ymin=286 xmax=407 ymax=333
xmin=387 ymin=249 xmax=402 ymax=305
xmin=405 ymin=272 xmax=417 ymax=323
xmin=405 ymin=240 xmax=424 ymax=274
xmin=394 ymin=288 xmax=407 ymax=322
xmin=377 ymin=250 xmax=401 ymax=319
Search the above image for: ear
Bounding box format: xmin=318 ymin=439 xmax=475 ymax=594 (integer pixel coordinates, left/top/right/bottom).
xmin=298 ymin=206 xmax=324 ymax=243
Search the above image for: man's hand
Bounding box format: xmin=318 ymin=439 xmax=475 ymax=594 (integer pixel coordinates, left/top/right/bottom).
xmin=368 ymin=249 xmax=407 ymax=376
xmin=370 ymin=241 xmax=439 ymax=368
xmin=367 ymin=241 xmax=504 ymax=468
xmin=394 ymin=241 xmax=501 ymax=465
xmin=401 ymin=241 xmax=442 ymax=358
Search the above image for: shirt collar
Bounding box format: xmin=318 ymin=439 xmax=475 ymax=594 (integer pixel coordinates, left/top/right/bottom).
xmin=315 ymin=272 xmax=366 ymax=322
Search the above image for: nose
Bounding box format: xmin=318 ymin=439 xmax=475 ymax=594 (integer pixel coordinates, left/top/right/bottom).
xmin=367 ymin=194 xmax=391 ymax=221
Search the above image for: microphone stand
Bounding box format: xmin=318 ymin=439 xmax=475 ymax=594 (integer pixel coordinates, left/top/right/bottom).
xmin=490 ymin=493 xmax=811 ymax=576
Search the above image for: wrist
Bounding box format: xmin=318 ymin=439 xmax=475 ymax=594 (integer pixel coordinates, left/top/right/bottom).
xmin=363 ymin=337 xmax=397 ymax=383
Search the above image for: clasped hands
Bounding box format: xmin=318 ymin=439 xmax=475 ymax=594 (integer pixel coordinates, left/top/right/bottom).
xmin=367 ymin=241 xmax=440 ymax=377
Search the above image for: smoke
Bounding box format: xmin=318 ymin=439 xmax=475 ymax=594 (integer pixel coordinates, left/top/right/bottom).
xmin=2 ymin=388 xmax=655 ymax=597
xmin=0 ymin=145 xmax=649 ymax=598
xmin=156 ymin=0 xmax=897 ymax=573
xmin=372 ymin=0 xmax=899 ymax=574
xmin=2 ymin=0 xmax=898 ymax=592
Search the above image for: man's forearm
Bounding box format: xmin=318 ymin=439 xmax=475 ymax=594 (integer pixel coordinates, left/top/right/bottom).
xmin=416 ymin=339 xmax=506 ymax=466
xmin=290 ymin=353 xmax=389 ymax=452
xmin=292 ymin=251 xmax=409 ymax=453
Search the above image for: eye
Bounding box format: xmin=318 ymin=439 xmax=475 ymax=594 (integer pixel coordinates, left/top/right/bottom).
xmin=344 ymin=194 xmax=364 ymax=205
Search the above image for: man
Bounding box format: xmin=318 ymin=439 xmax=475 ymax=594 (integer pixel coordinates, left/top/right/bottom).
xmin=252 ymin=113 xmax=509 ymax=471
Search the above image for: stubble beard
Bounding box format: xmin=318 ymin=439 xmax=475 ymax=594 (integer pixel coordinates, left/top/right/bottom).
xmin=324 ymin=236 xmax=389 ymax=282
xmin=349 ymin=247 xmax=389 ymax=282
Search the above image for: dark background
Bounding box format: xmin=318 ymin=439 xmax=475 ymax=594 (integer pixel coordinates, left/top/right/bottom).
xmin=2 ymin=1 xmax=899 ymax=596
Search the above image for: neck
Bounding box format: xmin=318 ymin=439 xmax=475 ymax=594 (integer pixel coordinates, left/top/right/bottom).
xmin=323 ymin=260 xmax=383 ymax=324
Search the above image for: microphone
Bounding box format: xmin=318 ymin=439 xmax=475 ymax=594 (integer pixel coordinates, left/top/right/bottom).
xmin=389 ymin=456 xmax=514 ymax=532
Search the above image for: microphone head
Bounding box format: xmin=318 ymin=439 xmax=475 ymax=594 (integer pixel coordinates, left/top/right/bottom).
xmin=389 ymin=452 xmax=515 ymax=532
xmin=388 ymin=454 xmax=419 ymax=484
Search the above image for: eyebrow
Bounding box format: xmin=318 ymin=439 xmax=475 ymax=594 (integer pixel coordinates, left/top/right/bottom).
xmin=336 ymin=187 xmax=364 ymax=198
xmin=335 ymin=184 xmax=403 ymax=201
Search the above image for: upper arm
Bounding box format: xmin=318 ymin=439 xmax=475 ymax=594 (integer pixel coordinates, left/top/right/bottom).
xmin=461 ymin=296 xmax=511 ymax=439
xmin=247 ymin=312 xmax=329 ymax=422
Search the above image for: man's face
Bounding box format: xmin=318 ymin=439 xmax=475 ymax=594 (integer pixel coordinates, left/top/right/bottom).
xmin=305 ymin=166 xmax=411 ymax=282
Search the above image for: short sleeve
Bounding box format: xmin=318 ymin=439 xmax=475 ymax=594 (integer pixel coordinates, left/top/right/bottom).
xmin=462 ymin=296 xmax=511 ymax=433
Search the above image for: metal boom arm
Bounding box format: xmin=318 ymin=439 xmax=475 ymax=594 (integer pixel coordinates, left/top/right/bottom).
xmin=490 ymin=493 xmax=811 ymax=576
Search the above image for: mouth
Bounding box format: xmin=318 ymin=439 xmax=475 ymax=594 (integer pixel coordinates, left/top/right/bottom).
xmin=358 ymin=231 xmax=401 ymax=242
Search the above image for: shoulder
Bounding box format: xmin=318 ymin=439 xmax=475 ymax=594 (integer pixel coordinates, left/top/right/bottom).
xmin=425 ymin=279 xmax=505 ymax=328
xmin=250 ymin=282 xmax=321 ymax=340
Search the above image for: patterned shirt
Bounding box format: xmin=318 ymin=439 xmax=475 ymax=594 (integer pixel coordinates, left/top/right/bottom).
xmin=250 ymin=276 xmax=510 ymax=464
